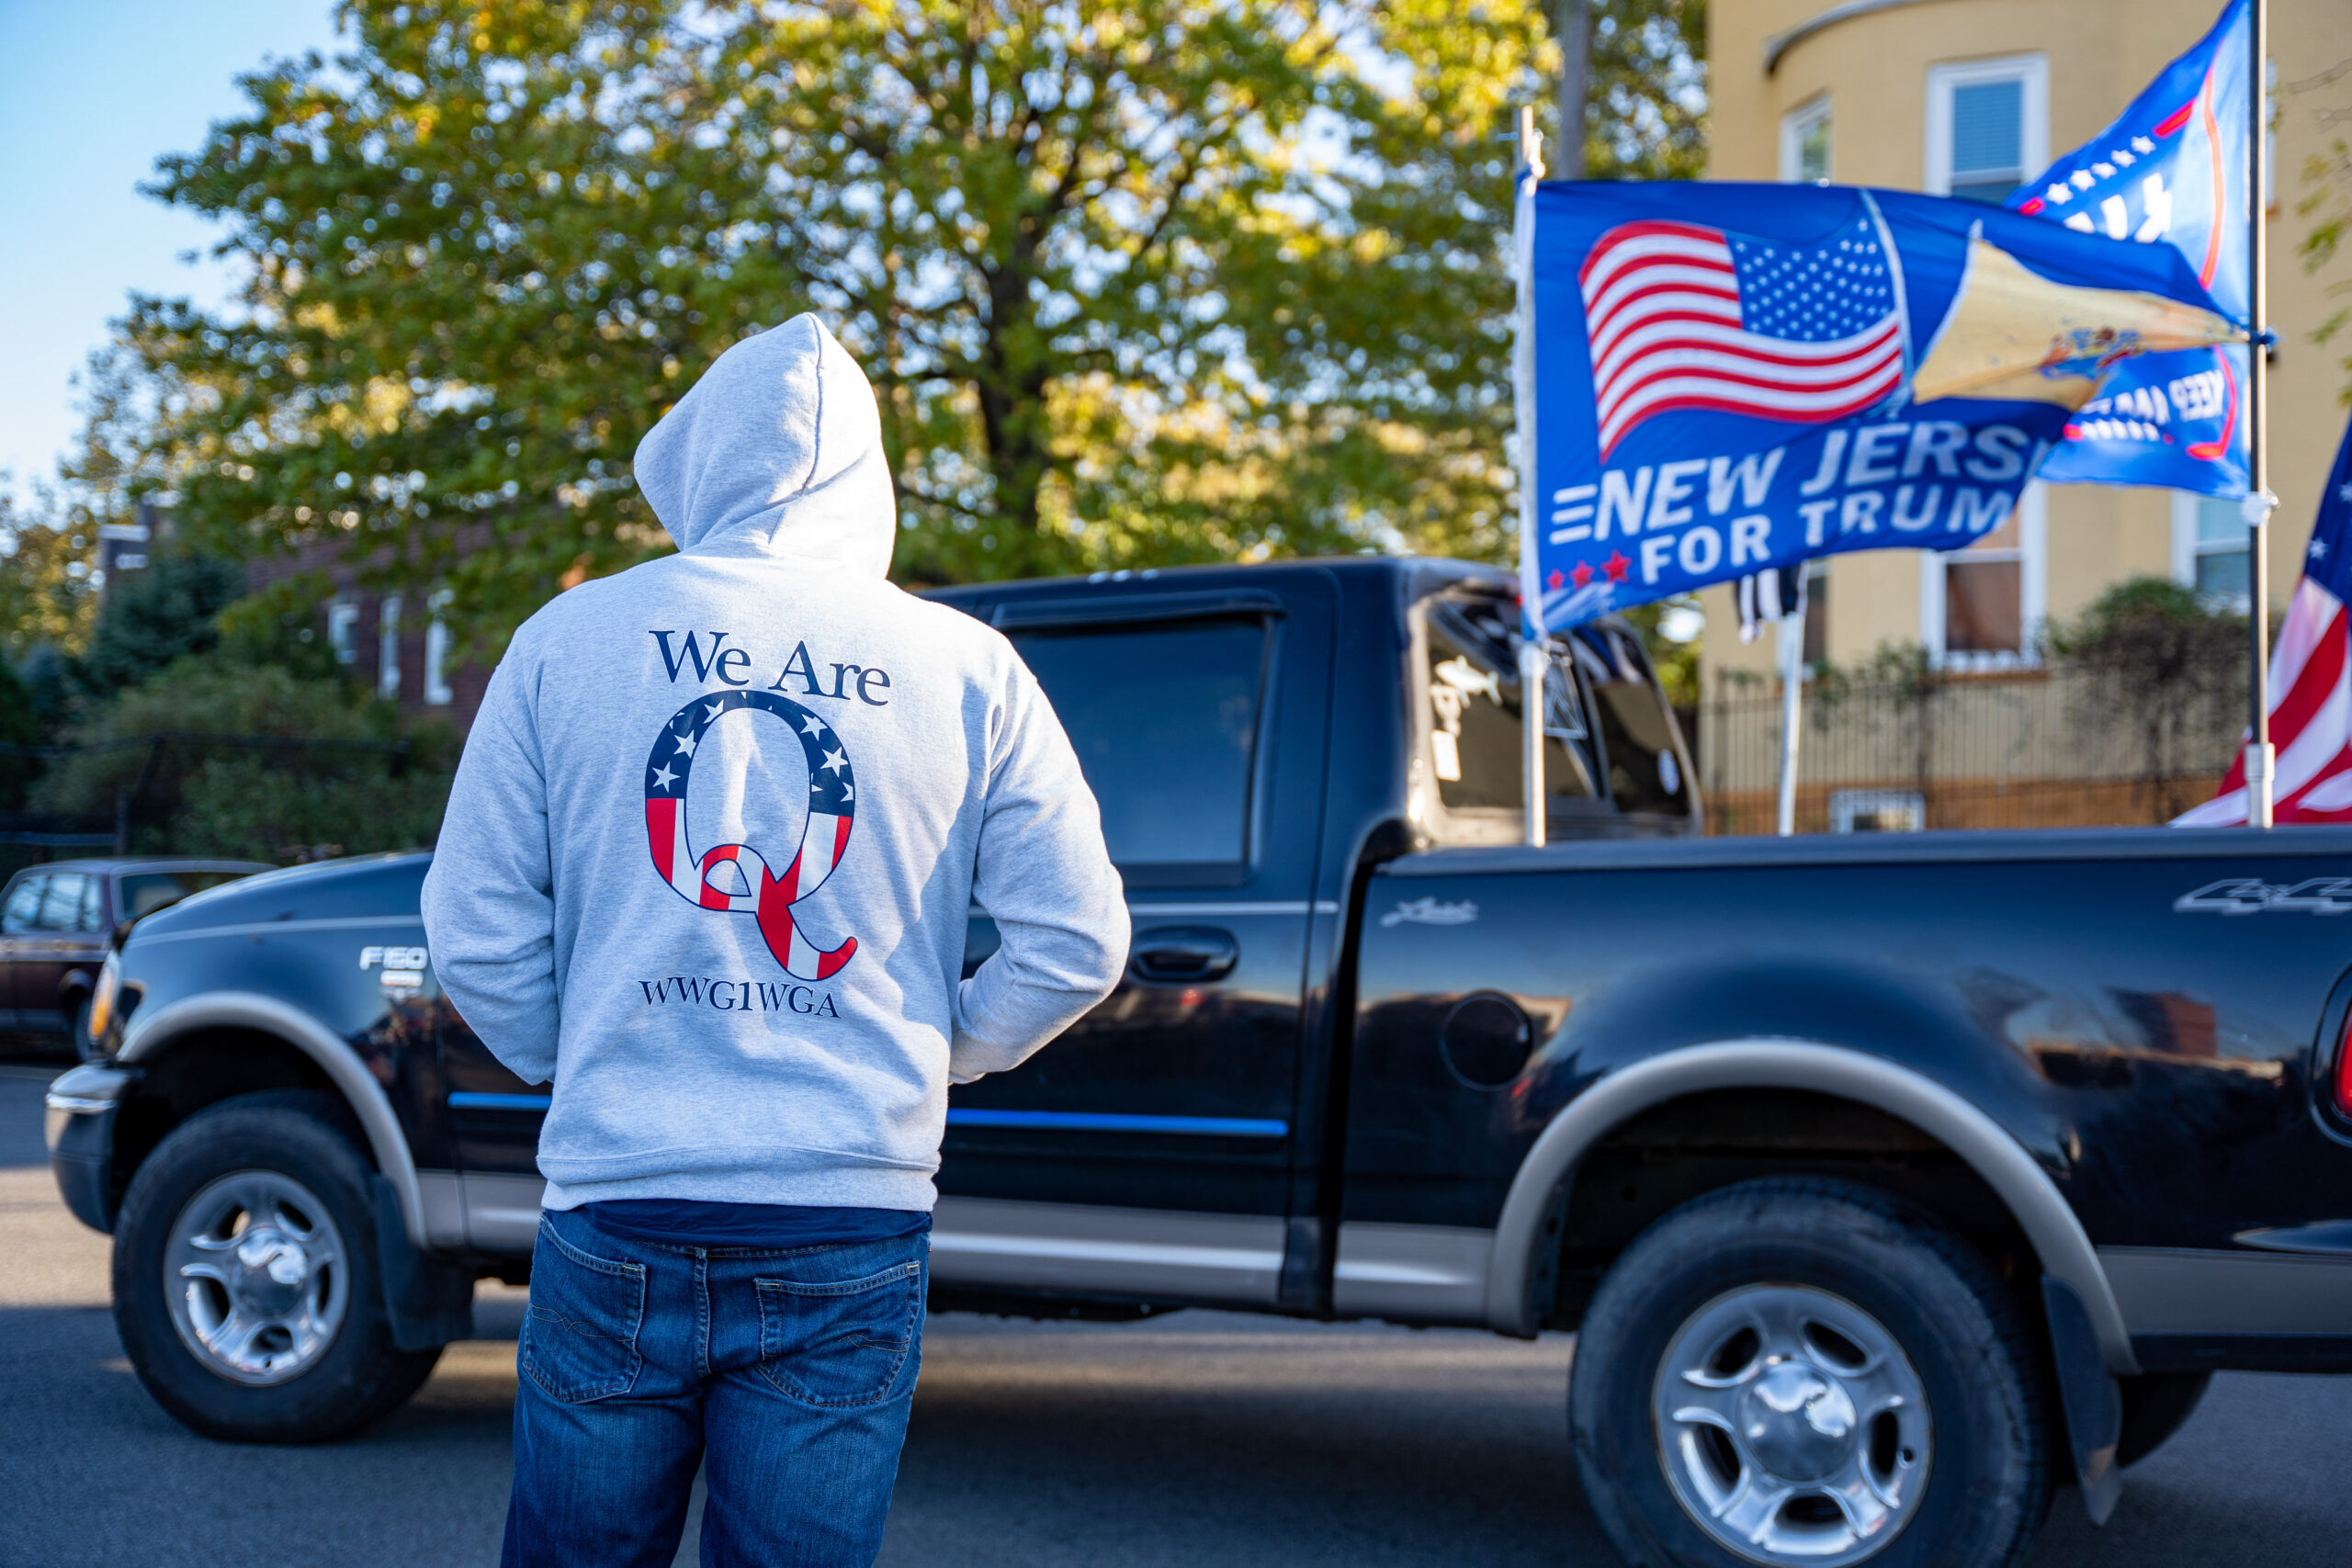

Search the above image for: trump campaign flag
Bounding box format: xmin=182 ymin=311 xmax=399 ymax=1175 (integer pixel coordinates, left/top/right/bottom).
xmin=2176 ymin=416 xmax=2352 ymax=825
xmin=2008 ymin=0 xmax=2252 ymax=497
xmin=1516 ymin=179 xmax=2243 ymax=628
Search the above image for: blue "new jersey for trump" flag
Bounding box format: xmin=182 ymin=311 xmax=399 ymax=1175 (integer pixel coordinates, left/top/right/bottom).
xmin=1517 ymin=179 xmax=2242 ymax=628
xmin=2010 ymin=0 xmax=2251 ymax=497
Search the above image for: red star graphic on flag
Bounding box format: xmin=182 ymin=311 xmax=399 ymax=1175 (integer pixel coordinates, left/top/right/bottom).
xmin=1601 ymin=551 xmax=1632 ymax=583
xmin=1547 ymin=569 xmax=1566 ymax=592
xmin=1570 ymin=560 xmax=1594 ymax=589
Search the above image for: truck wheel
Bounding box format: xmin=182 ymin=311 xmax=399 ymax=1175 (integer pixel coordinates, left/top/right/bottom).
xmin=2116 ymin=1371 xmax=2211 ymax=1467
xmin=69 ymin=994 xmax=97 ymax=1064
xmin=1569 ymin=1177 xmax=2050 ymax=1568
xmin=111 ymin=1090 xmax=443 ymax=1442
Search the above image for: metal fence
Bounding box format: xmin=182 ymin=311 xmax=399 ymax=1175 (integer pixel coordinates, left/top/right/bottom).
xmin=1695 ymin=660 xmax=2245 ymax=835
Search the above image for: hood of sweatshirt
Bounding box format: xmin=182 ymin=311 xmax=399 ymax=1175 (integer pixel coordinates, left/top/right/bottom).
xmin=633 ymin=313 xmax=896 ymax=576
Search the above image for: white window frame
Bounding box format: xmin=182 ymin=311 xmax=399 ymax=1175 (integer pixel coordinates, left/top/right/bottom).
xmin=1924 ymin=54 xmax=2048 ymax=199
xmin=1919 ymin=482 xmax=2047 ymax=671
xmin=1781 ymin=95 xmax=1833 ymax=184
xmin=327 ymin=600 xmax=359 ymax=667
xmin=378 ymin=594 xmax=402 ymax=700
xmin=424 ymin=589 xmax=454 ymax=706
xmin=2171 ymin=492 xmax=2252 ymax=612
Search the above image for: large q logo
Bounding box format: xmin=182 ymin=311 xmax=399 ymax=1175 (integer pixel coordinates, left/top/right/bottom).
xmin=643 ymin=690 xmax=856 ymax=981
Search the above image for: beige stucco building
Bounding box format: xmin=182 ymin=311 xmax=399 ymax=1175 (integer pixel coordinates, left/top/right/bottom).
xmin=1700 ymin=0 xmax=2351 ymax=686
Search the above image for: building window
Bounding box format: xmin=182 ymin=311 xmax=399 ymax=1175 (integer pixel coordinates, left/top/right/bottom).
xmin=1926 ymin=55 xmax=2047 ymax=205
xmin=379 ymin=594 xmax=401 ymax=700
xmin=327 ymin=601 xmax=359 ymax=667
xmin=424 ymin=590 xmax=454 ymax=706
xmin=2173 ymin=493 xmax=2250 ymax=610
xmin=1920 ymin=484 xmax=2046 ymax=671
xmin=1781 ymin=96 xmax=1832 ymax=184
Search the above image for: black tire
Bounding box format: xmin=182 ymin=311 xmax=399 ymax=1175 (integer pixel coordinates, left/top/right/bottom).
xmin=2116 ymin=1371 xmax=2212 ymax=1467
xmin=69 ymin=993 xmax=97 ymax=1064
xmin=1569 ymin=1177 xmax=2052 ymax=1568
xmin=111 ymin=1090 xmax=442 ymax=1442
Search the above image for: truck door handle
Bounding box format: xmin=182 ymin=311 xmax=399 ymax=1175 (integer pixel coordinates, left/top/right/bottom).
xmin=1128 ymin=927 xmax=1238 ymax=984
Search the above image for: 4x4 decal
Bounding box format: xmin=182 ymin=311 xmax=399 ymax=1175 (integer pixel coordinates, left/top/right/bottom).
xmin=2173 ymin=877 xmax=2352 ymax=915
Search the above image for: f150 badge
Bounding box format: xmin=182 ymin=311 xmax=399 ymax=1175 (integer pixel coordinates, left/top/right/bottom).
xmin=2174 ymin=878 xmax=2352 ymax=915
xmin=359 ymin=945 xmax=429 ymax=990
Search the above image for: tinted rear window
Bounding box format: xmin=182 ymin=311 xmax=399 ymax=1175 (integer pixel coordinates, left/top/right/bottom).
xmin=119 ymin=870 xmax=257 ymax=921
xmin=1012 ymin=618 xmax=1265 ymax=868
xmin=1421 ymin=594 xmax=1600 ymax=816
xmin=1573 ymin=628 xmax=1690 ymax=814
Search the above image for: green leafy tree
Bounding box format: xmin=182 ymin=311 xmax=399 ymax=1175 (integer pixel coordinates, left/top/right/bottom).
xmin=0 ymin=486 xmax=97 ymax=667
xmin=69 ymin=549 xmax=248 ymax=708
xmin=1547 ymin=1 xmax=1708 ymax=181
xmin=78 ymin=0 xmax=1703 ymax=650
xmin=0 ymin=658 xmax=45 ymax=808
xmin=33 ymin=656 xmax=450 ymax=860
xmin=2295 ymin=62 xmax=2352 ymax=400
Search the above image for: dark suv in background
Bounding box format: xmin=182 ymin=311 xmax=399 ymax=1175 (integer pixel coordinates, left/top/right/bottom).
xmin=0 ymin=859 xmax=269 ymax=1055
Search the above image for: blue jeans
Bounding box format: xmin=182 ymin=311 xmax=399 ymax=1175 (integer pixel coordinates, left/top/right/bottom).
xmin=503 ymin=1206 xmax=928 ymax=1568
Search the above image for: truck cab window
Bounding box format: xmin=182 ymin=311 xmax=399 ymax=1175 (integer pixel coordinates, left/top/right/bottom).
xmin=1574 ymin=628 xmax=1691 ymax=816
xmin=119 ymin=871 xmax=248 ymax=921
xmin=1012 ymin=617 xmax=1266 ymax=871
xmin=2 ymin=876 xmax=46 ymax=934
xmin=1417 ymin=593 xmax=1600 ymax=842
xmin=36 ymin=874 xmax=89 ymax=931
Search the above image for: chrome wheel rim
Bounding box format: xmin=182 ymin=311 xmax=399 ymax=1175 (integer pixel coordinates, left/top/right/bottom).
xmin=164 ymin=1170 xmax=349 ymax=1386
xmin=1652 ymin=1284 xmax=1931 ymax=1566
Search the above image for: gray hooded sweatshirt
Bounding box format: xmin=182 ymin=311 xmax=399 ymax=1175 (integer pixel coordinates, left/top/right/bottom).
xmin=421 ymin=314 xmax=1126 ymax=1213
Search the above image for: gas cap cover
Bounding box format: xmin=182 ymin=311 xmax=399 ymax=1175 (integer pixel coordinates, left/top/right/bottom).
xmin=1440 ymin=992 xmax=1533 ymax=1089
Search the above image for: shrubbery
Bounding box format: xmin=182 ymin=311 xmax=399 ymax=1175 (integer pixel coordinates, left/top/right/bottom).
xmin=32 ymin=655 xmax=454 ymax=863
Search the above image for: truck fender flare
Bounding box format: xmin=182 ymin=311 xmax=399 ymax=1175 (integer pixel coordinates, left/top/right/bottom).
xmin=119 ymin=991 xmax=430 ymax=1251
xmin=1486 ymin=1038 xmax=2140 ymax=1375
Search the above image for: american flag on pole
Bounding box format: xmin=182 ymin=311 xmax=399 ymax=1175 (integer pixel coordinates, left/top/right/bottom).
xmin=1579 ymin=211 xmax=1909 ymax=457
xmin=2176 ymin=416 xmax=2352 ymax=825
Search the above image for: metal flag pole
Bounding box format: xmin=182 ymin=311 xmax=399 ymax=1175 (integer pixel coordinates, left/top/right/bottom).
xmin=2245 ymin=0 xmax=2278 ymax=827
xmin=1513 ymin=106 xmax=1548 ymax=849
xmin=1776 ymin=593 xmax=1804 ymax=836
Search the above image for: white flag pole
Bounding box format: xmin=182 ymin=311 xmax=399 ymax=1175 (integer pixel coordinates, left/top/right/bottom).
xmin=1513 ymin=106 xmax=1548 ymax=848
xmin=2245 ymin=0 xmax=2278 ymax=826
xmin=1776 ymin=603 xmax=1804 ymax=836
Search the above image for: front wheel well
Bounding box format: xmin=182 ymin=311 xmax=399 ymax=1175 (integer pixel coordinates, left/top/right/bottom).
xmin=1541 ymin=1088 xmax=2036 ymax=1332
xmin=109 ymin=1029 xmax=369 ymax=1218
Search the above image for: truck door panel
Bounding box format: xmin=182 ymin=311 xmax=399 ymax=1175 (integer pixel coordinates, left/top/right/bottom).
xmin=938 ymin=580 xmax=1335 ymax=1289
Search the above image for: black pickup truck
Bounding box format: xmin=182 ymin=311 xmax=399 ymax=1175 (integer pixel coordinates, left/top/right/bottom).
xmin=45 ymin=556 xmax=2352 ymax=1568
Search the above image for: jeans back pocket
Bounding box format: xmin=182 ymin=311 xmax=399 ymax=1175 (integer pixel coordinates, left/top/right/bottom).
xmin=754 ymin=1258 xmax=923 ymax=1408
xmin=521 ymin=1216 xmax=648 ymax=1404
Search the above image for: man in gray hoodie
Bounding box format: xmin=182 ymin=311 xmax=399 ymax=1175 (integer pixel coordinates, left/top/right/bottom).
xmin=422 ymin=314 xmax=1127 ymax=1568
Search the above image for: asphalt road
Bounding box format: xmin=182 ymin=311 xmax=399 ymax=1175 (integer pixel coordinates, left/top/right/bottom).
xmin=3 ymin=1057 xmax=2349 ymax=1568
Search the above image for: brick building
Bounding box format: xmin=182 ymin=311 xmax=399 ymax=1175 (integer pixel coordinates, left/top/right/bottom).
xmin=243 ymin=537 xmax=492 ymax=732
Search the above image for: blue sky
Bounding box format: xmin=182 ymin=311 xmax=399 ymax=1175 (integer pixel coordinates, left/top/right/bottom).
xmin=0 ymin=0 xmax=339 ymax=501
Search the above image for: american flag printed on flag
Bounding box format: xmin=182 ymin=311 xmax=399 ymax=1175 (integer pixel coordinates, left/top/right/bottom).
xmin=2176 ymin=416 xmax=2352 ymax=825
xmin=1580 ymin=212 xmax=1909 ymax=457
xmin=644 ymin=689 xmax=859 ymax=978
